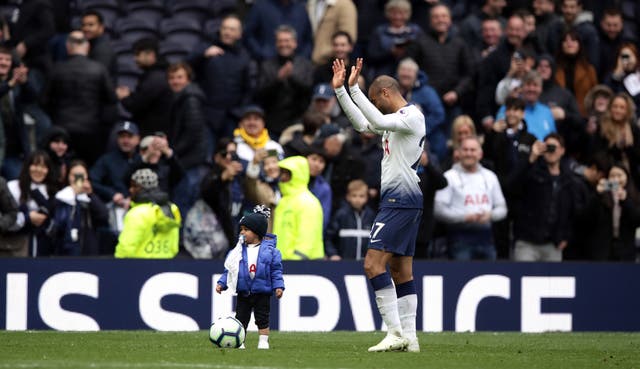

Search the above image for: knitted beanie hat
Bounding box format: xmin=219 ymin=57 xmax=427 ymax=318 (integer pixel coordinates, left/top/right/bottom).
xmin=239 ymin=205 xmax=271 ymax=239
xmin=131 ymin=168 xmax=158 ymax=190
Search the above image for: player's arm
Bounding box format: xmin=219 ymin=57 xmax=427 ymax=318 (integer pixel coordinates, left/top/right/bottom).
xmin=332 ymin=59 xmax=378 ymax=134
xmin=347 ymin=59 xmax=411 ymax=132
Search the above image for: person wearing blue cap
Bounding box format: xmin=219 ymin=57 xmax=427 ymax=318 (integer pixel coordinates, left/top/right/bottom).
xmin=90 ymin=121 xmax=141 ymax=210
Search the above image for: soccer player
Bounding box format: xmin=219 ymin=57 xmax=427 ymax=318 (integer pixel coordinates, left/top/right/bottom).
xmin=331 ymin=58 xmax=425 ymax=352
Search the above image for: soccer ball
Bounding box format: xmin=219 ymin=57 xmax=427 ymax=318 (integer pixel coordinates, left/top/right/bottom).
xmin=209 ymin=316 xmax=246 ymax=348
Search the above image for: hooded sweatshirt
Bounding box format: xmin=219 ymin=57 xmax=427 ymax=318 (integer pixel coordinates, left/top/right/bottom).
xmin=273 ymin=156 xmax=324 ymax=260
xmin=115 ymin=188 xmax=181 ymax=258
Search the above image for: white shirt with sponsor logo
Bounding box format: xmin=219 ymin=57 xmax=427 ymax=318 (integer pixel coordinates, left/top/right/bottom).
xmin=434 ymin=163 xmax=507 ymax=224
xmin=335 ymin=85 xmax=425 ymax=209
xmin=246 ymin=243 xmax=260 ymax=279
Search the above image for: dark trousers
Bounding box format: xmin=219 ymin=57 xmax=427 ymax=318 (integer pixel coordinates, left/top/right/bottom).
xmin=235 ymin=293 xmax=271 ymax=330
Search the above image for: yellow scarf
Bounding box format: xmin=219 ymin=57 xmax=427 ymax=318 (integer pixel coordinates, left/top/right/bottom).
xmin=234 ymin=127 xmax=271 ymax=150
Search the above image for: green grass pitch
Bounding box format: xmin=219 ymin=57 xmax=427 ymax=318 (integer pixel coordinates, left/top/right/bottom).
xmin=0 ymin=331 xmax=638 ymax=369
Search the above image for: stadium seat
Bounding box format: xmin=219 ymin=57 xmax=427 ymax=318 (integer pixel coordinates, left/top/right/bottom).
xmin=210 ymin=0 xmax=237 ymax=17
xmin=159 ymin=41 xmax=192 ymax=63
xmin=125 ymin=0 xmax=166 ymax=25
xmin=203 ymin=18 xmax=222 ymax=42
xmin=167 ymin=0 xmax=211 ymax=24
xmin=159 ymin=18 xmax=204 ymax=50
xmin=116 ymin=55 xmax=142 ymax=91
xmin=113 ymin=16 xmax=159 ymax=43
xmin=110 ymin=39 xmax=134 ymax=56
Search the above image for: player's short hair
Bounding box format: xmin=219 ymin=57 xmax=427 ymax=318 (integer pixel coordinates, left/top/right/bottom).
xmin=370 ymin=75 xmax=400 ymax=95
xmin=347 ymin=179 xmax=368 ymax=194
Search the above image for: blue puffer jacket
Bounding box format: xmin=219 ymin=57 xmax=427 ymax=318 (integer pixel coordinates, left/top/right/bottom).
xmin=218 ymin=234 xmax=285 ymax=296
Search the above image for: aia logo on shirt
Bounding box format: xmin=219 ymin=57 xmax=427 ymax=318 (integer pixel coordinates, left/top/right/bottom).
xmin=249 ymin=264 xmax=257 ymax=274
xmin=464 ymin=194 xmax=489 ymax=206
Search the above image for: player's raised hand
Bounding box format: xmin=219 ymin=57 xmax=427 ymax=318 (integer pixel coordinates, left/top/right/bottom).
xmin=331 ymin=59 xmax=345 ymax=89
xmin=348 ymin=57 xmax=363 ymax=87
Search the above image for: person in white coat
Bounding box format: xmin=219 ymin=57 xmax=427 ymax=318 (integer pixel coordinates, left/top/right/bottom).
xmin=434 ymin=136 xmax=507 ymax=260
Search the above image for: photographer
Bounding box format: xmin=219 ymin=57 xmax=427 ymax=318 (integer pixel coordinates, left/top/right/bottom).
xmin=586 ymin=164 xmax=640 ymax=261
xmin=508 ymin=133 xmax=577 ymax=261
xmin=127 ymin=134 xmax=185 ymax=200
xmin=51 ymin=160 xmax=108 ymax=256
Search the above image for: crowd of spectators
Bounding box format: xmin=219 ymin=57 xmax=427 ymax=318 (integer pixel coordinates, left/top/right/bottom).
xmin=0 ymin=0 xmax=639 ymax=263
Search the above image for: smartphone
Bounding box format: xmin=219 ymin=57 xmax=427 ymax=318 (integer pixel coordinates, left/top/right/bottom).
xmin=267 ymin=149 xmax=279 ymax=157
xmin=74 ymin=173 xmax=85 ymax=186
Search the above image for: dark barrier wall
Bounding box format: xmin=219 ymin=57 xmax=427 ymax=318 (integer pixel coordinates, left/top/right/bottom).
xmin=1 ymin=259 xmax=639 ymax=332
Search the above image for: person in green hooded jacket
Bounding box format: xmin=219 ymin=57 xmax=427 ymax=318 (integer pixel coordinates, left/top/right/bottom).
xmin=115 ymin=168 xmax=181 ymax=258
xmin=273 ymin=156 xmax=324 ymax=260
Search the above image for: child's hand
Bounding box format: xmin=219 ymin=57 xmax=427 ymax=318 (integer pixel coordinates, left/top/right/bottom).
xmin=275 ymin=288 xmax=283 ymax=299
xmin=215 ymin=284 xmax=223 ymax=294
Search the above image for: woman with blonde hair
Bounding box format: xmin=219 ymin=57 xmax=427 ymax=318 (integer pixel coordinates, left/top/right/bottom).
xmin=594 ymin=93 xmax=640 ymax=190
xmin=440 ymin=115 xmax=477 ymax=170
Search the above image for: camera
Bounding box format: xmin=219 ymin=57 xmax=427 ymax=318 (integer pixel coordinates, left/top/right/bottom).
xmin=545 ymin=143 xmax=557 ymax=153
xmin=230 ymin=152 xmax=240 ymax=161
xmin=604 ymin=180 xmax=619 ymax=192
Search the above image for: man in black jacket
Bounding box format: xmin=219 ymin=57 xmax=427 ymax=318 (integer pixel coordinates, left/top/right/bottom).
xmin=483 ymin=96 xmax=537 ymax=259
xmin=189 ymin=14 xmax=254 ymax=154
xmin=43 ymin=31 xmax=117 ymax=166
xmin=508 ymin=133 xmax=577 ymax=261
xmin=255 ymin=25 xmax=313 ymax=140
xmin=81 ymin=10 xmax=116 ymax=79
xmin=117 ymin=38 xmax=173 ymax=137
xmin=166 ymin=62 xmax=208 ymax=215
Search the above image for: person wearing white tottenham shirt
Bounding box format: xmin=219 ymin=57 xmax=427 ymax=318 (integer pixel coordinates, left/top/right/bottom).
xmin=434 ymin=136 xmax=507 ymax=260
xmin=332 ymin=58 xmax=425 ymax=353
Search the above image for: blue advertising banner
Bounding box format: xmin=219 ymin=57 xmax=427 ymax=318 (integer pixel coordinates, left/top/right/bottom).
xmin=1 ymin=259 xmax=639 ymax=332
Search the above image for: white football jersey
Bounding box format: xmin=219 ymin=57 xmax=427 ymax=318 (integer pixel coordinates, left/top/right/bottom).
xmin=335 ymin=85 xmax=425 ymax=208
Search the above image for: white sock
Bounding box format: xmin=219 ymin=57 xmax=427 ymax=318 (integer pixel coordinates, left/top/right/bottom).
xmin=397 ymin=294 xmax=417 ymax=340
xmin=259 ymin=335 xmax=269 ymax=344
xmin=374 ymin=286 xmax=402 ymax=337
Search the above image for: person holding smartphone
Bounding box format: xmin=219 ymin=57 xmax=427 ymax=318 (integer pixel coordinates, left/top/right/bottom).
xmin=604 ymin=42 xmax=640 ymax=107
xmin=51 ymin=160 xmax=108 ymax=256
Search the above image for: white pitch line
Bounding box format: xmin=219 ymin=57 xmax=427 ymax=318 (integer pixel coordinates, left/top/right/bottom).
xmin=0 ymin=362 xmax=349 ymax=369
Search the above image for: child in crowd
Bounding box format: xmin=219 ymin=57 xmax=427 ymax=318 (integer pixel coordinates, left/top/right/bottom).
xmin=216 ymin=206 xmax=284 ymax=349
xmin=325 ymin=179 xmax=376 ymax=260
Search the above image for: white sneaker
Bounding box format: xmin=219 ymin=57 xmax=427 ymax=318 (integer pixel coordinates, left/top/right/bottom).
xmin=238 ymin=343 xmax=245 ymax=350
xmin=404 ymin=338 xmax=420 ymax=352
xmin=367 ymin=334 xmax=408 ymax=352
xmin=257 ymin=341 xmax=269 ymax=350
